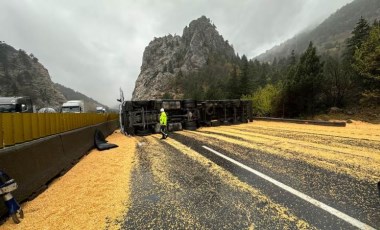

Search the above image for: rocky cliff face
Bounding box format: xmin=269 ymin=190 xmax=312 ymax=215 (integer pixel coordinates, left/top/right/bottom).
xmin=0 ymin=42 xmax=66 ymax=109
xmin=132 ymin=16 xmax=236 ymax=100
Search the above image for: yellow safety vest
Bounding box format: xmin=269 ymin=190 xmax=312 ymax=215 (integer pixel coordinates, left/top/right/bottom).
xmin=160 ymin=112 xmax=167 ymax=125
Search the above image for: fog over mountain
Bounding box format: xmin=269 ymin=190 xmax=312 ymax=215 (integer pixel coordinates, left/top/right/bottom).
xmin=256 ymin=0 xmax=380 ymax=62
xmin=0 ymin=0 xmax=352 ymax=106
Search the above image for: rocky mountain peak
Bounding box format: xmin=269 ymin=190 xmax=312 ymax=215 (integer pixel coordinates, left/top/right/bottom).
xmin=182 ymin=16 xmax=217 ymax=44
xmin=132 ymin=16 xmax=236 ymax=100
xmin=182 ymin=16 xmax=235 ymax=68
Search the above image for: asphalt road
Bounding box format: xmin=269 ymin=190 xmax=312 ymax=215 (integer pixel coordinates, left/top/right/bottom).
xmin=122 ymin=123 xmax=380 ymax=230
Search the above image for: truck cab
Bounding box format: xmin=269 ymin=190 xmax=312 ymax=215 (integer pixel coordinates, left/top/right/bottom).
xmin=96 ymin=106 xmax=106 ymax=113
xmin=0 ymin=96 xmax=34 ymax=113
xmin=61 ymin=100 xmax=85 ymax=113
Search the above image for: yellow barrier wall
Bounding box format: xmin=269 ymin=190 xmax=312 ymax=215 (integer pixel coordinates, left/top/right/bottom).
xmin=0 ymin=113 xmax=118 ymax=148
xmin=0 ymin=115 xmax=2 ymax=149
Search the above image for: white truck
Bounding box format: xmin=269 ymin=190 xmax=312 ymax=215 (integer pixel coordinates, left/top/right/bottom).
xmin=96 ymin=106 xmax=106 ymax=113
xmin=61 ymin=100 xmax=85 ymax=113
xmin=0 ymin=96 xmax=35 ymax=113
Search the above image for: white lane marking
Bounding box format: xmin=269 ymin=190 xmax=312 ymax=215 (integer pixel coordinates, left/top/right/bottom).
xmin=202 ymin=145 xmax=376 ymax=230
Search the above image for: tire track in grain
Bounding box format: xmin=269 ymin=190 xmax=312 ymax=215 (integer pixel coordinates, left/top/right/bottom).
xmin=163 ymin=136 xmax=314 ymax=230
xmin=171 ymin=131 xmax=380 ymax=228
xmin=125 ymin=135 xmax=315 ymax=229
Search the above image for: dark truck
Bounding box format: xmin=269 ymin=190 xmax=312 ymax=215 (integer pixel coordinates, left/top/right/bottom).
xmin=0 ymin=96 xmax=34 ymax=113
xmin=120 ymin=99 xmax=253 ymax=136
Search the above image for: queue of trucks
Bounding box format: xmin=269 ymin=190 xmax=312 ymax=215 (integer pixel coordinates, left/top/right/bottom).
xmin=0 ymin=97 xmax=88 ymax=114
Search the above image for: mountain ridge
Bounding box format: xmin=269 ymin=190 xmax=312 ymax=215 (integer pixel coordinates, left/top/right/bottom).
xmin=255 ymin=0 xmax=380 ymax=62
xmin=0 ymin=41 xmax=108 ymax=111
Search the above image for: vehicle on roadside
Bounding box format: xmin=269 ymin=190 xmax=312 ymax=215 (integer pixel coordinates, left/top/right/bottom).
xmin=0 ymin=96 xmax=34 ymax=113
xmin=120 ymin=99 xmax=253 ymax=136
xmin=61 ymin=100 xmax=85 ymax=113
xmin=96 ymin=106 xmax=106 ymax=113
xmin=38 ymin=107 xmax=57 ymax=113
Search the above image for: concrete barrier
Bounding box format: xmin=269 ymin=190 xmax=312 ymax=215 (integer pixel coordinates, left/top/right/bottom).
xmin=0 ymin=120 xmax=119 ymax=218
xmin=0 ymin=135 xmax=65 ymax=216
xmin=60 ymin=126 xmax=96 ymax=164
xmin=107 ymin=120 xmax=119 ymax=135
xmin=253 ymin=117 xmax=346 ymax=127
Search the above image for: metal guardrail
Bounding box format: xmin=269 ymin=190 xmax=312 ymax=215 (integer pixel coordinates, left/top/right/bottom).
xmin=0 ymin=113 xmax=118 ymax=148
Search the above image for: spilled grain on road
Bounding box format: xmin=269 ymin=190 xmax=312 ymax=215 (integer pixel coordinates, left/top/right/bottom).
xmin=179 ymin=121 xmax=380 ymax=183
xmin=161 ymin=136 xmax=313 ymax=229
xmin=1 ymin=131 xmax=136 ymax=230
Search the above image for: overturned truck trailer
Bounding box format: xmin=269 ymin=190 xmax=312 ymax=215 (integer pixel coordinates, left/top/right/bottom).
xmin=120 ymin=99 xmax=253 ymax=136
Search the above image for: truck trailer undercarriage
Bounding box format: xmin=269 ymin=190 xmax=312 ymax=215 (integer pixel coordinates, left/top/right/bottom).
xmin=120 ymin=99 xmax=253 ymax=136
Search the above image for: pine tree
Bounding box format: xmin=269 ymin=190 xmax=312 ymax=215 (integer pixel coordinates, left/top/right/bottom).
xmin=340 ymin=17 xmax=372 ymax=100
xmin=280 ymin=50 xmax=298 ymax=117
xmin=323 ymin=55 xmax=351 ymax=107
xmin=353 ymin=25 xmax=380 ymax=81
xmin=288 ymin=42 xmax=324 ymax=116
xmin=288 ymin=50 xmax=297 ymax=66
xmin=345 ymin=17 xmax=371 ymax=61
xmin=373 ymin=19 xmax=379 ymax=28
xmin=239 ymin=55 xmax=250 ymax=96
xmin=353 ymin=24 xmax=380 ymax=104
xmin=228 ymin=65 xmax=240 ymax=99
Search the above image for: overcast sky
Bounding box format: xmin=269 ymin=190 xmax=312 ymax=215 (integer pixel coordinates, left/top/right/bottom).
xmin=0 ymin=0 xmax=353 ymax=107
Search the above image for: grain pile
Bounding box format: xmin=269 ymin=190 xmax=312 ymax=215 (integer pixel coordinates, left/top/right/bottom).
xmin=1 ymin=131 xmax=136 ymax=230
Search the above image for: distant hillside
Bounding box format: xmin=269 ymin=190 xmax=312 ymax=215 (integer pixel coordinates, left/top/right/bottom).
xmin=0 ymin=41 xmax=108 ymax=112
xmin=256 ymin=0 xmax=380 ymax=62
xmin=0 ymin=42 xmax=66 ymax=109
xmin=54 ymin=83 xmax=108 ymax=112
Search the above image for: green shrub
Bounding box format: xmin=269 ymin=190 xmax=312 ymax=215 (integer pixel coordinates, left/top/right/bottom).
xmin=242 ymin=84 xmax=280 ymax=116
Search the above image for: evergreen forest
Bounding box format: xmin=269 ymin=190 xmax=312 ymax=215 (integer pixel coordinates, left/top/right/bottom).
xmin=176 ymin=18 xmax=380 ymax=118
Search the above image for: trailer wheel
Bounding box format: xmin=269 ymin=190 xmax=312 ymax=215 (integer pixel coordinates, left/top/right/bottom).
xmin=168 ymin=123 xmax=183 ymax=132
xmin=206 ymin=105 xmax=215 ymax=116
xmin=126 ymin=127 xmax=135 ymax=136
xmin=136 ymin=129 xmax=151 ymax=136
xmin=153 ymin=123 xmax=161 ymax=133
xmin=211 ymin=120 xmax=220 ymax=126
xmin=184 ymin=121 xmax=197 ymax=130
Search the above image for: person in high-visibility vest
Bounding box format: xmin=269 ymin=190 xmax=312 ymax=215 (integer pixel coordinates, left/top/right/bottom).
xmin=160 ymin=108 xmax=168 ymax=139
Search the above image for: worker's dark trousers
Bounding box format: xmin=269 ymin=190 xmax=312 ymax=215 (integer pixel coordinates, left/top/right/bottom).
xmin=160 ymin=125 xmax=167 ymax=139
